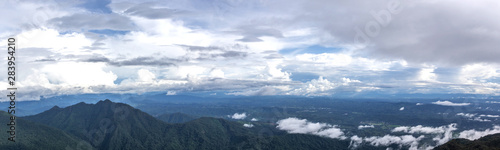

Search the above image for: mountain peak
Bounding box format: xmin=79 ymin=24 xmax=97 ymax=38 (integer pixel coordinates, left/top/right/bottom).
xmin=50 ymin=105 xmax=60 ymax=110
xmin=97 ymin=99 xmax=112 ymax=104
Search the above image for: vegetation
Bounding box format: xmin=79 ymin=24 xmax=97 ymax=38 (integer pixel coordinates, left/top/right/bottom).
xmin=0 ymin=111 xmax=93 ymax=150
xmin=20 ymin=99 xmax=368 ymax=150
xmin=435 ymin=133 xmax=500 ymax=150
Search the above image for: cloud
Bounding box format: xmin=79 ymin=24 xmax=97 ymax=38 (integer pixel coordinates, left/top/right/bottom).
xmin=243 ymin=124 xmax=254 ymax=128
xmin=358 ymin=125 xmax=375 ymax=129
xmin=106 ymin=57 xmax=179 ymax=67
xmin=251 ymin=118 xmax=258 ymax=121
xmin=3 ymin=0 xmax=500 ymax=99
xmin=291 ymin=0 xmax=500 ymax=65
xmin=230 ymin=113 xmax=247 ymax=120
xmin=431 ymin=101 xmax=471 ymax=106
xmin=276 ymin=117 xmax=346 ymax=139
xmin=399 ymin=107 xmax=405 ymax=111
xmin=456 ymin=113 xmax=493 ymax=122
xmin=286 ymin=76 xmax=336 ymax=96
xmin=459 ymin=125 xmax=500 ymax=140
xmin=50 ymin=13 xmax=134 ymax=31
xmin=351 ymin=124 xmax=457 ymax=149
xmin=166 ymin=91 xmax=177 ymax=95
xmin=137 ymin=69 xmax=156 ymax=83
xmin=123 ymin=2 xmax=186 ymax=19
xmin=392 ymin=124 xmax=457 ymax=145
xmin=391 ymin=124 xmax=457 ymax=135
xmin=364 ymin=135 xmax=424 ymax=149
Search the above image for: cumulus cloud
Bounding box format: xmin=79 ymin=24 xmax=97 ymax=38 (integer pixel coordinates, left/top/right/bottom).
xmin=459 ymin=126 xmax=500 ymax=140
xmin=243 ymin=124 xmax=254 ymax=128
xmin=3 ymin=0 xmax=500 ymax=100
xmin=358 ymin=125 xmax=375 ymax=129
xmin=392 ymin=124 xmax=456 ymax=134
xmin=431 ymin=101 xmax=471 ymax=106
xmin=251 ymin=118 xmax=258 ymax=121
xmin=350 ymin=124 xmax=457 ymax=149
xmin=230 ymin=113 xmax=247 ymax=120
xmin=276 ymin=117 xmax=346 ymax=139
xmin=391 ymin=124 xmax=457 ymax=146
xmin=287 ymin=76 xmax=336 ymax=96
xmin=364 ymin=135 xmax=424 ymax=149
xmin=456 ymin=113 xmax=494 ymax=122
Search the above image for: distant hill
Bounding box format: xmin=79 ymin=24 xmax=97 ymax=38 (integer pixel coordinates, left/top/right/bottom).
xmin=435 ymin=133 xmax=500 ymax=150
xmin=22 ymin=99 xmax=357 ymax=150
xmin=156 ymin=112 xmax=197 ymax=123
xmin=0 ymin=111 xmax=93 ymax=150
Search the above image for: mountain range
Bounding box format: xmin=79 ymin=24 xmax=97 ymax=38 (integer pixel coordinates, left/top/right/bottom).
xmin=1 ymin=99 xmax=498 ymax=150
xmin=18 ymin=100 xmax=354 ymax=150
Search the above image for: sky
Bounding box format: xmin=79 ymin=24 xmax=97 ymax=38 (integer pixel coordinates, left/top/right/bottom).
xmin=1 ymin=0 xmax=500 ymax=101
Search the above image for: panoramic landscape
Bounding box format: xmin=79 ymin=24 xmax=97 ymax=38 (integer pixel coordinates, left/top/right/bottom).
xmin=1 ymin=0 xmax=500 ymax=149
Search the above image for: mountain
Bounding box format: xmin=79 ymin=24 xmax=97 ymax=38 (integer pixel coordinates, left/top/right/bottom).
xmin=0 ymin=111 xmax=93 ymax=150
xmin=24 ymin=99 xmax=172 ymax=149
xmin=435 ymin=133 xmax=500 ymax=150
xmin=156 ymin=112 xmax=197 ymax=123
xmin=23 ymin=99 xmax=355 ymax=150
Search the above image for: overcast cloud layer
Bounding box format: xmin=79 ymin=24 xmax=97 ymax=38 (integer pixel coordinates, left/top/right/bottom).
xmin=1 ymin=0 xmax=500 ymax=100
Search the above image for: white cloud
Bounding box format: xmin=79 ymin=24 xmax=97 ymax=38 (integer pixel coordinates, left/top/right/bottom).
xmin=456 ymin=113 xmax=494 ymax=122
xmin=166 ymin=91 xmax=177 ymax=95
xmin=251 ymin=118 xmax=258 ymax=121
xmin=137 ymin=69 xmax=156 ymax=83
xmin=3 ymin=0 xmax=500 ymax=100
xmin=456 ymin=113 xmax=476 ymax=118
xmin=287 ymin=76 xmax=336 ymax=96
xmin=431 ymin=101 xmax=471 ymax=106
xmin=391 ymin=124 xmax=457 ymax=135
xmin=460 ymin=63 xmax=499 ymax=84
xmin=459 ymin=125 xmax=500 ymax=140
xmin=243 ymin=124 xmax=254 ymax=128
xmin=230 ymin=113 xmax=247 ymax=120
xmin=39 ymin=62 xmax=117 ymax=87
xmin=391 ymin=124 xmax=457 ymax=146
xmin=276 ymin=117 xmax=346 ymax=139
xmin=399 ymin=107 xmax=405 ymax=111
xmin=364 ymin=135 xmax=424 ymax=149
xmin=479 ymin=114 xmax=500 ymax=118
xmin=358 ymin=125 xmax=375 ymax=129
xmin=418 ymin=66 xmax=438 ymax=82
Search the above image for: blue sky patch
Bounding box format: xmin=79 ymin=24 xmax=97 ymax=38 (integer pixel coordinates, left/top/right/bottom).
xmin=78 ymin=0 xmax=112 ymax=14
